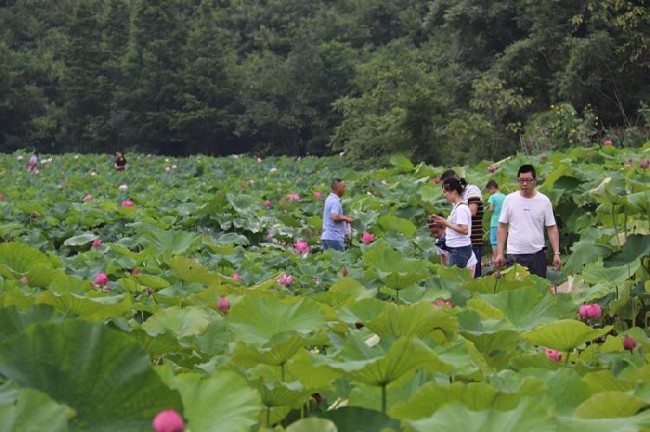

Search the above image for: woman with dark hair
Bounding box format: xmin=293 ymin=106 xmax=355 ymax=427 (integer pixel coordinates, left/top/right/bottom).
xmin=430 ymin=178 xmax=473 ymax=268
xmin=115 ymin=151 xmax=128 ymax=171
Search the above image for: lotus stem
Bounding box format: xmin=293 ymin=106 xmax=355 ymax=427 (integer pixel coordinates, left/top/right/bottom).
xmin=266 ymin=406 xmax=271 ymax=429
xmin=564 ymin=351 xmax=571 ymax=366
xmin=381 ymin=384 xmax=387 ymax=415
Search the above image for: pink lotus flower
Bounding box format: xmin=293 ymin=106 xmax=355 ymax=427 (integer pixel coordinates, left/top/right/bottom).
xmin=94 ymin=273 xmax=109 ymax=285
xmin=342 ymin=267 xmax=349 ymax=277
xmin=121 ymin=200 xmax=134 ymax=207
xmin=578 ymin=304 xmax=602 ymax=319
xmin=603 ymin=139 xmax=613 ymax=146
xmin=640 ymin=159 xmax=649 ymax=169
xmin=277 ymin=274 xmax=293 ymax=285
xmin=217 ymin=297 xmax=231 ymax=312
xmin=286 ymin=193 xmax=300 ymax=202
xmin=433 ymin=299 xmax=453 ymax=307
xmin=132 ymin=268 xmax=139 ymax=275
xmin=152 ymin=408 xmax=184 ymax=432
xmin=278 ymin=198 xmax=285 ymax=204
xmin=432 ymin=177 xmax=442 ymax=184
xmin=545 ymin=349 xmax=562 ymax=361
xmin=361 ymin=231 xmax=375 ymax=244
xmin=91 ymin=239 xmax=102 ymax=249
xmin=20 ymin=276 xmax=28 ymax=285
xmin=83 ymin=194 xmax=93 ymax=201
xmin=313 ymin=190 xmax=323 ymax=200
xmin=488 ymin=165 xmax=496 ymax=173
xmin=623 ymin=335 xmax=636 ymax=351
xmin=294 ymin=241 xmax=310 ymax=254
xmin=264 ymin=200 xmax=272 ymax=207
xmin=165 ymin=166 xmax=171 ymax=172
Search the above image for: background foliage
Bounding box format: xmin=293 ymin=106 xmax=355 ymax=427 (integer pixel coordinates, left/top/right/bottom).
xmin=0 ymin=0 xmax=649 ymax=164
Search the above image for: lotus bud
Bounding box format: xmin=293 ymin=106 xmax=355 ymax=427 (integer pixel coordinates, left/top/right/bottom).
xmin=152 ymin=409 xmax=184 ymax=432
xmin=217 ymin=297 xmax=231 ymax=312
xmin=623 ymin=335 xmax=636 ymax=352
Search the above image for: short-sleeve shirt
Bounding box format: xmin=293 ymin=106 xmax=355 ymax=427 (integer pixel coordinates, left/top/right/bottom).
xmin=487 ymin=192 xmax=506 ymax=227
xmin=499 ymin=191 xmax=557 ymax=254
xmin=321 ymin=193 xmax=345 ymax=241
xmin=445 ymin=202 xmax=472 ymax=247
xmin=463 ymin=184 xmax=483 ymax=246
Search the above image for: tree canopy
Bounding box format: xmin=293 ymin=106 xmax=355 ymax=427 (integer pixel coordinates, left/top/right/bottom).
xmin=1 ymin=0 xmax=648 ymax=164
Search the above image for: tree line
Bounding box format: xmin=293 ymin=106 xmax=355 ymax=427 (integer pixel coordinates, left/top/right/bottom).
xmin=1 ymin=0 xmax=648 ymax=165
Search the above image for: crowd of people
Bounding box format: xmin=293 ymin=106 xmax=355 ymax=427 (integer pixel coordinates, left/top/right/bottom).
xmin=322 ymin=163 xmax=561 ymax=279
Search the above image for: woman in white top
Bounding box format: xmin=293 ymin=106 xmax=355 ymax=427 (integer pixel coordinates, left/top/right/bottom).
xmin=428 ymin=214 xmax=477 ymax=274
xmin=430 ymin=178 xmax=473 ymax=268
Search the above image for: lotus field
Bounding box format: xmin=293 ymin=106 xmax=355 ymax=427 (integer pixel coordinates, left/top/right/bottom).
xmin=0 ymin=145 xmax=649 ymax=432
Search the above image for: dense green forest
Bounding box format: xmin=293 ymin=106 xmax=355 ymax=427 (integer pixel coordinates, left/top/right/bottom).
xmin=1 ymin=0 xmax=648 ymax=164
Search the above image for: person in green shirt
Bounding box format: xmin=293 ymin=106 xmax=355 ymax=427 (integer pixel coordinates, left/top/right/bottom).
xmin=486 ymin=180 xmax=506 ymax=263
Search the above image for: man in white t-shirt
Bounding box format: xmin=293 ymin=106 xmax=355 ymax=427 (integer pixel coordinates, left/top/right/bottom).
xmin=494 ymin=164 xmax=561 ymax=278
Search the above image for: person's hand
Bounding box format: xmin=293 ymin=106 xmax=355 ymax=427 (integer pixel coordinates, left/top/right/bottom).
xmin=494 ymin=252 xmax=505 ymax=268
xmin=430 ymin=214 xmax=446 ymax=227
xmin=553 ymin=254 xmax=562 ymax=272
xmin=345 ymin=216 xmax=353 ymax=223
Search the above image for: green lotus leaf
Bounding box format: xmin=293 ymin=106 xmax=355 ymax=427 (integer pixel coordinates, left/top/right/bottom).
xmin=366 ymin=302 xmax=458 ymax=340
xmin=227 ymin=192 xmax=257 ymax=214
xmin=141 ymin=228 xmax=201 ymax=259
xmin=322 ymin=336 xmax=450 ymax=387
xmin=0 ymin=385 xmax=70 ymax=432
xmin=562 ymin=241 xmax=613 ymax=275
xmin=557 ymin=410 xmax=650 ymax=432
xmin=362 ymin=241 xmax=429 ymax=290
xmin=142 ymin=306 xmax=211 ymax=339
xmin=0 ymin=305 xmax=65 ymax=342
xmin=389 ymin=154 xmax=414 ymax=171
xmin=605 ymin=234 xmax=650 ymax=267
xmin=479 ymin=286 xmax=575 ymax=331
xmin=378 ymin=214 xmax=417 ymax=237
xmin=131 ymin=273 xmax=170 ymax=289
xmin=582 ymin=370 xmax=632 ymax=393
xmin=590 ymin=175 xmax=627 ymax=205
xmin=339 ymin=298 xmax=389 ymax=326
xmin=461 ymin=329 xmax=521 ymax=359
xmin=407 ymin=400 xmax=556 ymax=432
xmin=320 ymin=406 xmax=400 ymax=431
xmin=35 ymin=291 xmax=132 ymax=322
xmin=47 ymin=273 xmax=91 ymax=294
xmin=285 ymin=349 xmax=343 ymax=390
xmin=62 ymin=232 xmax=98 ymax=246
xmin=391 ymin=381 xmax=520 ymax=420
xmin=518 ymin=368 xmax=591 ymax=416
xmin=108 ymin=244 xmax=154 ymax=263
xmin=170 ymin=372 xmax=261 ymax=432
xmin=287 ymin=418 xmax=337 ymax=432
xmin=213 ymin=232 xmax=250 ymax=246
xmin=231 ymin=333 xmax=306 ymax=367
xmin=128 ymin=328 xmax=186 ymax=356
xmin=582 ymin=259 xmax=641 ymax=286
xmin=228 ymin=296 xmax=327 ymax=345
xmin=327 ymin=278 xmax=375 ymax=302
xmin=0 ymin=320 xmax=182 ymax=431
xmin=523 ymin=320 xmax=612 ymax=352
xmin=624 ymin=190 xmax=649 ymax=215
xmin=433 ymin=338 xmax=490 ymax=379
xmin=0 ymin=242 xmax=53 ymax=278
xmin=466 ymin=298 xmax=505 ymax=320
xmin=167 ymin=255 xmax=219 ymax=285
xmin=573 ymin=391 xmax=646 ymax=419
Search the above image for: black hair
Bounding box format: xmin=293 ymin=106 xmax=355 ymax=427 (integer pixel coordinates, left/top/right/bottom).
xmin=442 ymin=178 xmax=464 ymax=195
xmin=441 ymin=170 xmax=458 ymax=181
xmin=331 ymin=178 xmax=344 ymax=189
xmin=486 ymin=180 xmax=499 ymax=189
xmin=518 ymin=164 xmax=537 ymax=179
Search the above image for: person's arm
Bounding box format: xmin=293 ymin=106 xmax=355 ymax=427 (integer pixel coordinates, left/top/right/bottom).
xmin=547 ymin=224 xmax=561 ymax=271
xmin=494 ymin=222 xmax=508 ymax=267
xmin=467 ymin=197 xmax=480 ymax=217
xmin=431 ymin=209 xmax=468 ymax=235
xmin=330 ymin=203 xmax=352 ymax=223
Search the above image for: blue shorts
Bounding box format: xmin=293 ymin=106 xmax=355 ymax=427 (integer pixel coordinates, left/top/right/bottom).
xmin=490 ymin=227 xmax=498 ymax=247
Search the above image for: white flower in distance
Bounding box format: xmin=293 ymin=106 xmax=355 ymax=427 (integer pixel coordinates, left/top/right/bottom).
xmin=270 ymin=167 xmax=278 ymax=173
xmin=17 ymin=155 xmax=24 ymax=161
xmin=172 ymin=164 xmax=178 ymax=169
xmin=119 ymin=184 xmax=128 ymax=191
xmin=90 ymin=171 xmax=97 ymax=176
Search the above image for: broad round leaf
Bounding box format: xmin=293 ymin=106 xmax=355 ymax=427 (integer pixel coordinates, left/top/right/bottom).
xmin=523 ymin=320 xmax=613 ymax=352
xmin=0 ymin=320 xmax=182 ymax=431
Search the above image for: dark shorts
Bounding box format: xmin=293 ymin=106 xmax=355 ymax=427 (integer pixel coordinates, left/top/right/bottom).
xmin=471 ymin=244 xmax=482 ymax=278
xmin=447 ymin=244 xmax=472 ymax=269
xmin=506 ymin=250 xmax=547 ymax=278
xmin=322 ymin=239 xmax=345 ymax=252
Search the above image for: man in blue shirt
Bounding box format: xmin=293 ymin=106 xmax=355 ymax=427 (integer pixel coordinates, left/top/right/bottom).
xmin=321 ymin=178 xmax=353 ymax=251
